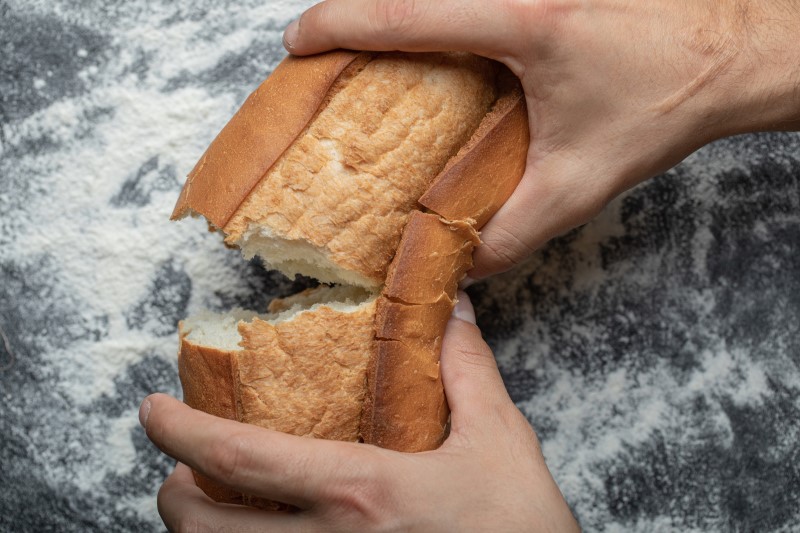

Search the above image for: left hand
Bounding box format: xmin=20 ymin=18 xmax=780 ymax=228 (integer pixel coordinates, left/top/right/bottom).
xmin=141 ymin=293 xmax=579 ymax=532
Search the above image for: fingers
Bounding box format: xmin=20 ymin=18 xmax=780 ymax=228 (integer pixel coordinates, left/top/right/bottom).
xmin=470 ymin=156 xmax=610 ymax=279
xmin=140 ymin=393 xmax=371 ymax=509
xmin=283 ymin=0 xmax=519 ymax=59
xmin=440 ymin=292 xmax=514 ymax=433
xmin=158 ymin=463 xmax=302 ymax=532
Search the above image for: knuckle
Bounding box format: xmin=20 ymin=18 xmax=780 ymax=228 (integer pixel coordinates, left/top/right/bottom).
xmin=158 ymin=491 xmax=211 ymax=533
xmin=370 ymin=0 xmax=425 ymax=36
xmin=156 ymin=493 xmax=172 ymax=526
xmin=444 ymin=324 xmax=495 ymax=364
xmin=298 ymin=2 xmax=324 ymax=33
xmin=171 ymin=517 xmax=196 ymax=533
xmin=504 ymin=0 xmax=557 ymax=25
xmin=502 ymin=0 xmax=536 ymax=21
xmin=156 ymin=480 xmax=174 ymax=512
xmin=452 ymin=343 xmax=497 ymax=373
xmin=500 ymin=0 xmax=553 ymax=41
xmin=204 ymin=432 xmax=253 ymax=486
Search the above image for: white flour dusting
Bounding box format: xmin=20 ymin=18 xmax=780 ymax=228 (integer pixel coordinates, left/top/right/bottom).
xmin=2 ymin=0 xmax=315 ymax=525
xmin=3 ymin=1 xmax=800 ymax=530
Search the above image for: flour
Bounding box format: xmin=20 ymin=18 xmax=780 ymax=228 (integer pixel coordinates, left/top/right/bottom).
xmin=1 ymin=0 xmax=315 ymax=526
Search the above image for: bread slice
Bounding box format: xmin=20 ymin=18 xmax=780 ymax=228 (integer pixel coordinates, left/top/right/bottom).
xmin=173 ymin=50 xmax=530 ymax=505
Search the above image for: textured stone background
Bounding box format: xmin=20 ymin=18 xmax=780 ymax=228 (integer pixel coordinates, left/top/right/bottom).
xmin=1 ymin=1 xmax=798 ymax=531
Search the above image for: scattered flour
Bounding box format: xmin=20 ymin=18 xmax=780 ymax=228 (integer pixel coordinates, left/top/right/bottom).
xmin=3 ymin=1 xmax=799 ymax=530
xmin=2 ymin=0 xmax=316 ymax=526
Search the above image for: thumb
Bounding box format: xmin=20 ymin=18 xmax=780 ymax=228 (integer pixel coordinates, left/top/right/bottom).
xmin=440 ymin=291 xmax=514 ymax=433
xmin=283 ymin=0 xmax=520 ymax=59
xmin=470 ymin=155 xmax=612 ymax=280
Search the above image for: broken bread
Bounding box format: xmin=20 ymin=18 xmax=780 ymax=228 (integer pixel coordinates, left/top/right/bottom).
xmin=179 ymin=286 xmax=375 ymax=506
xmin=173 ymin=50 xmax=529 ymax=506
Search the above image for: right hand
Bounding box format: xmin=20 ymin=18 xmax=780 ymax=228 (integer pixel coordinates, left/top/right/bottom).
xmin=283 ymin=0 xmax=800 ymax=279
xmin=144 ymin=293 xmax=580 ymax=532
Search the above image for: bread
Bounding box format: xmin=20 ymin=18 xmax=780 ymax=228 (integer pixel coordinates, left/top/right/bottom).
xmin=173 ymin=50 xmax=529 ymax=505
xmin=179 ymin=286 xmax=375 ymax=507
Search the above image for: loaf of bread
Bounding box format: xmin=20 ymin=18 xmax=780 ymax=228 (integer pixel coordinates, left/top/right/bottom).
xmin=172 ymin=50 xmax=528 ymax=506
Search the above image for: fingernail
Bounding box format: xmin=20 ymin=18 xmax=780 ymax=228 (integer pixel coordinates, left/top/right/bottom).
xmin=452 ymin=291 xmax=476 ymax=324
xmin=459 ymin=276 xmax=477 ymax=289
xmin=283 ymin=19 xmax=300 ymax=51
xmin=139 ymin=398 xmax=152 ymax=428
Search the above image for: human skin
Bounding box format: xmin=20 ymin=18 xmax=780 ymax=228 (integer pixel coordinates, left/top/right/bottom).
xmin=285 ymin=0 xmax=800 ymax=281
xmin=142 ymin=294 xmax=580 ymax=532
xmin=143 ymin=1 xmax=800 ymax=530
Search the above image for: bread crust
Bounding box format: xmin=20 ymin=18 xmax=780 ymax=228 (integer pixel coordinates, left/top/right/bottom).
xmin=178 ymin=299 xmax=376 ymax=505
xmin=172 ymin=50 xmax=365 ymax=228
xmin=419 ymin=70 xmax=529 ymax=228
xmin=177 ymin=325 xmax=243 ymax=504
xmin=360 ymin=70 xmax=527 ymax=451
xmin=361 ymin=212 xmax=479 ymax=451
xmin=235 ymin=303 xmax=376 ymax=441
xmin=220 ymin=53 xmax=497 ymax=287
xmin=383 ymin=215 xmax=480 ymax=305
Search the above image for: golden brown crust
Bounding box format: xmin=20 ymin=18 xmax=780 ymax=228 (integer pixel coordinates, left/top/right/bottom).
xmin=419 ymin=68 xmax=529 ymax=229
xmin=171 ymin=50 xmax=365 ymax=228
xmin=383 ymin=213 xmax=480 ymax=305
xmin=361 ymin=212 xmax=479 ymax=451
xmin=177 ymin=325 xmax=242 ymax=505
xmin=178 ymin=300 xmax=377 ymax=505
xmin=374 ymin=295 xmax=453 ymax=352
xmin=362 ymin=339 xmax=450 ymax=451
xmin=361 ymin=71 xmax=527 ymax=452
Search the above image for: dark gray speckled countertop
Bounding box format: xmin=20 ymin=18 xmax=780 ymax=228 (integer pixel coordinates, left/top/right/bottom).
xmin=1 ymin=1 xmax=798 ymax=531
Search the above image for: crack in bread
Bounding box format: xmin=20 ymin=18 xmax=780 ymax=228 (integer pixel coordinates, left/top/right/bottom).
xmin=361 ymin=212 xmax=479 ymax=451
xmin=179 ymin=285 xmax=377 ymax=508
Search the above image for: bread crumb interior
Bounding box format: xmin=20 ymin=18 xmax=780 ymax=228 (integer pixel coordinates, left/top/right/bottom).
xmin=184 ymin=285 xmax=375 ymax=350
xmin=239 ymin=225 xmax=380 ymax=288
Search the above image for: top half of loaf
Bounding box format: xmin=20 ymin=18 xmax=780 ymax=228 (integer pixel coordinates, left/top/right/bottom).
xmin=172 ymin=51 xmax=528 ymax=288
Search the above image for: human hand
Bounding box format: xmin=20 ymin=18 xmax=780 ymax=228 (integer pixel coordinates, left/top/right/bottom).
xmin=283 ymin=0 xmax=800 ymax=280
xmin=141 ymin=293 xmax=579 ymax=532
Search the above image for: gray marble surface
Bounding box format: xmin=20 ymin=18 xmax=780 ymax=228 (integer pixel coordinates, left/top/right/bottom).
xmin=1 ymin=1 xmax=798 ymax=531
